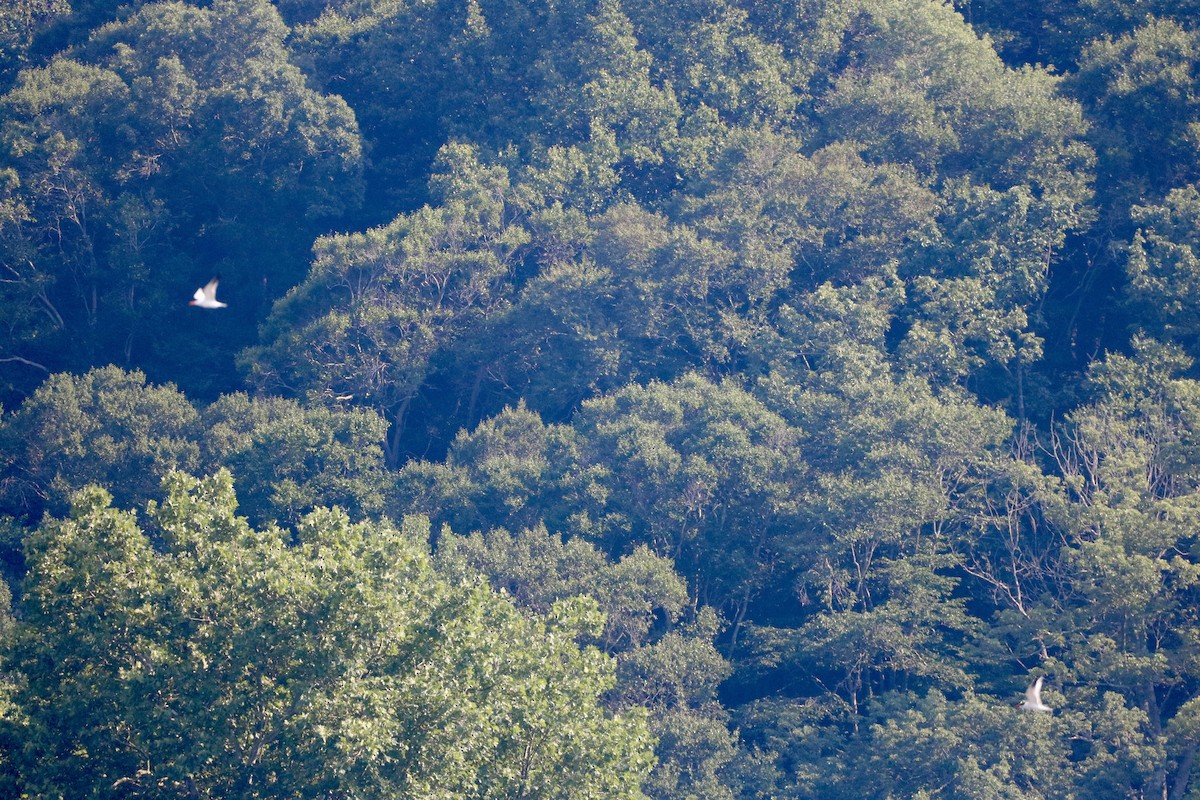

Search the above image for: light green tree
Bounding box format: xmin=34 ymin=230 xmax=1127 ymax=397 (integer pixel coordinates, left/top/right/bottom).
xmin=7 ymin=470 xmax=655 ymax=798
xmin=1127 ymin=184 xmax=1200 ymax=348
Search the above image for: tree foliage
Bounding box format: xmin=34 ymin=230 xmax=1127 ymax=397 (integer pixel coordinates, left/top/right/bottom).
xmin=0 ymin=366 xmax=390 ymax=529
xmin=0 ymin=0 xmax=363 ymax=401
xmin=4 ymin=0 xmax=1200 ymax=797
xmin=5 ymin=471 xmax=654 ymax=798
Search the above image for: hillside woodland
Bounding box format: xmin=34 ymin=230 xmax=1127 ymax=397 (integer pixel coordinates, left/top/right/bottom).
xmin=1 ymin=0 xmax=1200 ymax=797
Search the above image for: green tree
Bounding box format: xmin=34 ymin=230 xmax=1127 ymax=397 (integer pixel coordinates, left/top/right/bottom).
xmin=0 ymin=368 xmax=393 ymax=531
xmin=1127 ymin=183 xmax=1200 ymax=349
xmin=0 ymin=0 xmax=67 ymax=90
xmin=292 ymin=0 xmax=573 ymax=211
xmin=0 ymin=0 xmax=363 ymax=398
xmin=943 ymin=338 xmax=1200 ymax=799
xmin=533 ymin=0 xmax=681 ymax=192
xmin=437 ymin=523 xmax=741 ymax=800
xmin=1043 ymin=338 xmax=1200 ymax=798
xmin=711 ymin=0 xmax=1092 ymax=397
xmin=242 ymin=144 xmax=530 ymax=464
xmin=436 ymin=523 xmax=690 ymax=653
xmin=744 ymin=279 xmax=1017 ymax=713
xmin=1042 ymin=16 xmax=1200 ymax=389
xmin=0 ymin=574 xmax=21 ymax=798
xmin=567 ymin=373 xmax=800 ymax=646
xmin=1071 ymin=18 xmax=1200 ymax=229
xmin=507 ymin=203 xmax=744 ymax=385
xmin=617 ymin=0 xmax=797 ymax=132
xmin=9 ymin=470 xmax=655 ymax=798
xmin=395 ymin=401 xmax=579 ymax=534
xmin=0 ymin=366 xmax=201 ymax=521
xmin=199 ymin=393 xmax=392 ymax=528
xmin=613 ymin=615 xmax=741 ymax=800
xmin=830 ymin=690 xmax=1075 ymax=799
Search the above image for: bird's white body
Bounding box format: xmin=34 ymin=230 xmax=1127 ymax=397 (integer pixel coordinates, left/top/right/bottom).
xmin=1019 ymin=676 xmax=1052 ymax=712
xmin=190 ymin=278 xmax=227 ymax=309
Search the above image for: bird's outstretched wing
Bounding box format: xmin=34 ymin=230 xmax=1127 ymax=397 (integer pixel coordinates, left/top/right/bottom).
xmin=1026 ymin=676 xmax=1044 ymax=706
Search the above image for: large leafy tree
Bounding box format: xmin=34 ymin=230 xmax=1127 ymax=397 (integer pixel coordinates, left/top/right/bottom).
xmin=6 ymin=470 xmax=655 ymax=798
xmin=735 ymin=280 xmax=1017 ymax=714
xmin=199 ymin=392 xmax=392 ymax=527
xmin=0 ymin=365 xmax=201 ymax=521
xmin=1071 ymin=18 xmax=1200 ymax=227
xmin=1127 ymin=183 xmax=1200 ymax=350
xmin=250 ymin=0 xmax=1097 ymax=454
xmin=0 ymin=367 xmax=391 ymax=530
xmin=0 ymin=0 xmax=67 ymax=90
xmin=395 ymin=400 xmax=579 ymax=536
xmin=242 ymin=144 xmax=529 ymax=464
xmin=565 ymin=373 xmax=800 ymax=642
xmin=437 ymin=523 xmax=742 ymax=800
xmin=1050 ymin=17 xmax=1200 ymax=375
xmin=0 ymin=0 xmax=363 ymax=401
xmin=1045 ymin=339 xmax=1200 ymax=798
xmin=935 ymin=337 xmax=1200 ymax=799
xmin=733 ymin=0 xmax=1092 ymax=396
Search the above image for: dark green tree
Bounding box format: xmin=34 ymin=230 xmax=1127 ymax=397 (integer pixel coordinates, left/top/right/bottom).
xmin=0 ymin=0 xmax=363 ymax=400
xmin=0 ymin=366 xmax=201 ymax=521
xmin=242 ymin=144 xmax=529 ymax=464
xmin=565 ymin=373 xmax=800 ymax=646
xmin=199 ymin=393 xmax=391 ymax=528
xmin=1071 ymin=18 xmax=1200 ymax=229
xmin=0 ymin=0 xmax=67 ymax=90
xmin=437 ymin=523 xmax=742 ymax=800
xmin=0 ymin=367 xmax=392 ymax=531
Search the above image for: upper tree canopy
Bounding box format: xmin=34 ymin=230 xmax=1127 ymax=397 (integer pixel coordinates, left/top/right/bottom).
xmin=241 ymin=0 xmax=1094 ymax=459
xmin=0 ymin=365 xmax=392 ymax=528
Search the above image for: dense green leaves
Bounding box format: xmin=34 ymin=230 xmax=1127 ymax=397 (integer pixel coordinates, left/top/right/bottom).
xmin=0 ymin=366 xmax=391 ymax=528
xmin=0 ymin=365 xmax=201 ymax=519
xmin=243 ymin=144 xmax=528 ymax=463
xmin=7 ymin=472 xmax=654 ymax=798
xmin=1128 ymin=185 xmax=1200 ymax=346
xmin=3 ymin=0 xmax=1200 ymax=797
xmin=1071 ymin=18 xmax=1200 ymax=217
xmin=0 ymin=0 xmax=363 ymax=401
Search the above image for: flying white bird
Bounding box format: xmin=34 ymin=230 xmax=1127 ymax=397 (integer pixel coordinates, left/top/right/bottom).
xmin=1018 ymin=676 xmax=1052 ymax=712
xmin=189 ymin=277 xmax=227 ymax=309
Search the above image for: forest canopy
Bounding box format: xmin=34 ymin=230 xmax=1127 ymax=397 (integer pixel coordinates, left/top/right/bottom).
xmin=2 ymin=0 xmax=1200 ymax=797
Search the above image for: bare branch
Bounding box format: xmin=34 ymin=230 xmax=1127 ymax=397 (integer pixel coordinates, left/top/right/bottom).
xmin=0 ymin=354 xmax=48 ymax=371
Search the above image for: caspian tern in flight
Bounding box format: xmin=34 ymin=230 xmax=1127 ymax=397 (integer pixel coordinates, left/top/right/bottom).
xmin=1018 ymin=676 xmax=1052 ymax=712
xmin=190 ymin=277 xmax=227 ymax=309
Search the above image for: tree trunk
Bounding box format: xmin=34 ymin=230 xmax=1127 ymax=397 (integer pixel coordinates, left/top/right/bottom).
xmin=466 ymin=361 xmax=487 ymax=429
xmin=1170 ymin=743 xmax=1197 ymax=800
xmin=385 ymin=396 xmax=413 ymax=469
